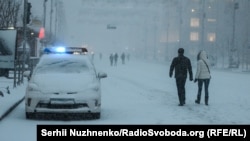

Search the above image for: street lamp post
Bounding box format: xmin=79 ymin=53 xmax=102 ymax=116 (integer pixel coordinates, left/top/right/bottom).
xmin=229 ymin=1 xmax=239 ymax=68
xmin=200 ymin=0 xmax=206 ymax=50
xmin=43 ymin=0 xmax=47 ymax=28
xmin=41 ymin=0 xmax=48 ymax=47
xmin=20 ymin=0 xmax=28 ymax=84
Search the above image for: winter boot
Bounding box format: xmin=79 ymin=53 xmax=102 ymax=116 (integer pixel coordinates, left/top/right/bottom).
xmin=205 ymin=96 xmax=209 ymax=106
xmin=195 ymin=94 xmax=201 ymax=104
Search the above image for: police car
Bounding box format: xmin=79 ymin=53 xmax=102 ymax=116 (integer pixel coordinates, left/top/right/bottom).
xmin=24 ymin=46 xmax=107 ymax=120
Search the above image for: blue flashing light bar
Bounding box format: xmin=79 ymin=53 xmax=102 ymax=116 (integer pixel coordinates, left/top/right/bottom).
xmin=54 ymin=47 xmax=66 ymax=53
xmin=43 ymin=46 xmax=88 ymax=54
xmin=43 ymin=46 xmax=66 ymax=54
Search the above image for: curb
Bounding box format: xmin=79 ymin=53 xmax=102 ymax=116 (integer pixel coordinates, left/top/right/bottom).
xmin=0 ymin=96 xmax=25 ymax=121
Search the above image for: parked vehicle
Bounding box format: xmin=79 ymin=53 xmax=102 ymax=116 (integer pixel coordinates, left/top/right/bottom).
xmin=24 ymin=47 xmax=107 ymax=120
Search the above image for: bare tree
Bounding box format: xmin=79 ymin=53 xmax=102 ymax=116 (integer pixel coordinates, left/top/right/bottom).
xmin=0 ymin=0 xmax=22 ymax=28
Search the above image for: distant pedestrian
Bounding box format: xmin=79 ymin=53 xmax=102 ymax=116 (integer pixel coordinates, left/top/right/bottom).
xmin=109 ymin=53 xmax=114 ymax=66
xmin=114 ymin=53 xmax=118 ymax=66
xmin=194 ymin=50 xmax=211 ymax=106
xmin=169 ymin=48 xmax=193 ymax=106
xmin=121 ymin=52 xmax=126 ymax=64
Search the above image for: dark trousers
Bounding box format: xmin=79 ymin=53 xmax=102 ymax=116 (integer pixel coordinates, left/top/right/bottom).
xmin=175 ymin=77 xmax=187 ymax=105
xmin=196 ymin=79 xmax=210 ymax=104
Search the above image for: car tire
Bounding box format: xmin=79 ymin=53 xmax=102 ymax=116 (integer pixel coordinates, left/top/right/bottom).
xmin=92 ymin=112 xmax=100 ymax=119
xmin=26 ymin=112 xmax=34 ymax=119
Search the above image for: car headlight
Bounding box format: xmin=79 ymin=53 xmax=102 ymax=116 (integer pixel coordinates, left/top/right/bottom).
xmin=88 ymin=83 xmax=100 ymax=91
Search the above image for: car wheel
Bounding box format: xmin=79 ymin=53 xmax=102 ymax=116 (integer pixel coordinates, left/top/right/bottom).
xmin=26 ymin=112 xmax=42 ymax=119
xmin=92 ymin=112 xmax=100 ymax=119
xmin=26 ymin=112 xmax=34 ymax=119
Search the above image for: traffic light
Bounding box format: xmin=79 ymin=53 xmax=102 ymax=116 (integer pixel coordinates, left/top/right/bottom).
xmin=38 ymin=27 xmax=45 ymax=39
xmin=26 ymin=2 xmax=32 ymax=24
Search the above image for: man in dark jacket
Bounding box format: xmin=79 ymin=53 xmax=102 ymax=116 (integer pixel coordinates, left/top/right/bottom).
xmin=169 ymin=48 xmax=193 ymax=106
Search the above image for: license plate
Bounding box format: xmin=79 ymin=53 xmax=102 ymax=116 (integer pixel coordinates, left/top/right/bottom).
xmin=50 ymin=98 xmax=74 ymax=104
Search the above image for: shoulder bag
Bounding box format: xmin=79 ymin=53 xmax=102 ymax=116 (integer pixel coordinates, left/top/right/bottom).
xmin=202 ymin=59 xmax=211 ymax=79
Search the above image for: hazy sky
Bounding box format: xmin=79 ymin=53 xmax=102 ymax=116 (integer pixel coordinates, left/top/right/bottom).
xmin=29 ymin=0 xmax=167 ymax=55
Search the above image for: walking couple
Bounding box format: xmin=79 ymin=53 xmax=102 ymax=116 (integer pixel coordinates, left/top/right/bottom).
xmin=169 ymin=48 xmax=211 ymax=106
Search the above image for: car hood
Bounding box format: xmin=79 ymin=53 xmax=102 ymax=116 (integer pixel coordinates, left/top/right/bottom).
xmin=31 ymin=73 xmax=97 ymax=93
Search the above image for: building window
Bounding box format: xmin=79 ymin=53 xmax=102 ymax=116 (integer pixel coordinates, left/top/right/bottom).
xmin=190 ymin=32 xmax=199 ymax=41
xmin=207 ymin=33 xmax=216 ymax=42
xmin=190 ymin=18 xmax=199 ymax=27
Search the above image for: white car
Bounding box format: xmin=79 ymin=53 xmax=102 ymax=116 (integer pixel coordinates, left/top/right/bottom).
xmin=24 ymin=52 xmax=107 ymax=120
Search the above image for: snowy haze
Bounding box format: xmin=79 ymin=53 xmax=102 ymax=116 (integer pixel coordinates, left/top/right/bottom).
xmin=0 ymin=56 xmax=250 ymax=140
xmin=28 ymin=0 xmax=250 ymax=70
xmin=30 ymin=0 xmax=176 ymax=55
xmin=64 ymin=0 xmax=165 ymax=54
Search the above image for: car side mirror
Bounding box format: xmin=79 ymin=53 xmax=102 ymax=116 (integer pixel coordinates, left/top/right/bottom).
xmin=98 ymin=72 xmax=107 ymax=79
xmin=23 ymin=71 xmax=31 ymax=77
xmin=23 ymin=71 xmax=31 ymax=81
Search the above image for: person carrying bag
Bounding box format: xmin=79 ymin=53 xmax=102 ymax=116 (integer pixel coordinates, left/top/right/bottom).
xmin=194 ymin=50 xmax=211 ymax=105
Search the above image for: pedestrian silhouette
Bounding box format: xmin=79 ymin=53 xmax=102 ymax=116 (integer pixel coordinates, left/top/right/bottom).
xmin=121 ymin=52 xmax=126 ymax=64
xmin=114 ymin=53 xmax=118 ymax=66
xmin=169 ymin=48 xmax=193 ymax=106
xmin=109 ymin=53 xmax=114 ymax=66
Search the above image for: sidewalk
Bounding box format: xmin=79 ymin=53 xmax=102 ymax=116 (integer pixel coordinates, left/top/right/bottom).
xmin=0 ymin=77 xmax=26 ymax=120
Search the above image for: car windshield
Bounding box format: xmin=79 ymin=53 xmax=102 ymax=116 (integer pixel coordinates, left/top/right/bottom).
xmin=35 ymin=56 xmax=92 ymax=74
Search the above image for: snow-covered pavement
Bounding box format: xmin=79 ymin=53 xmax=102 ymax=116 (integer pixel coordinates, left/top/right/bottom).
xmin=0 ymin=77 xmax=26 ymax=120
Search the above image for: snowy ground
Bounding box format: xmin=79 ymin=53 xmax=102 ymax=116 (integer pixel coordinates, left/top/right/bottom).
xmin=96 ymin=56 xmax=250 ymax=124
